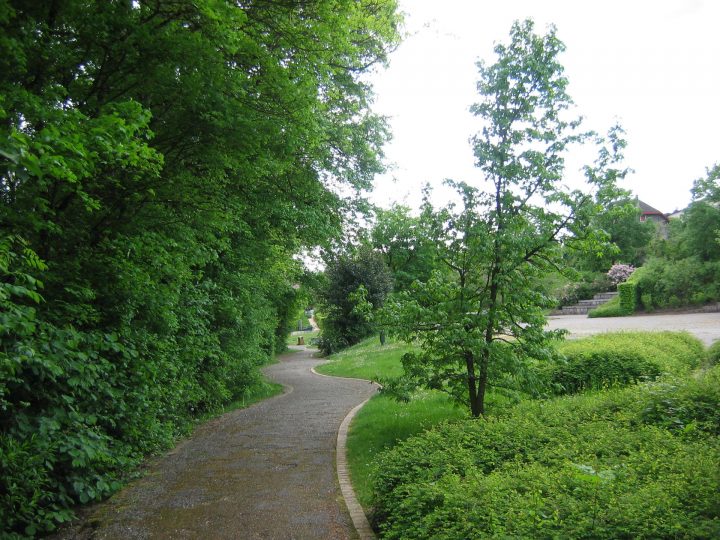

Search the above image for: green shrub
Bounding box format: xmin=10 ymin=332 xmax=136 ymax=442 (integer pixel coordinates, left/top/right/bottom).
xmin=0 ymin=238 xmax=282 ymax=537
xmin=641 ymin=365 xmax=720 ymax=435
xmin=636 ymin=257 xmax=720 ymax=309
xmin=549 ymin=332 xmax=702 ymax=394
xmin=708 ymin=340 xmax=720 ymax=367
xmin=373 ymin=379 xmax=720 ymax=539
xmin=617 ymin=281 xmax=638 ymax=313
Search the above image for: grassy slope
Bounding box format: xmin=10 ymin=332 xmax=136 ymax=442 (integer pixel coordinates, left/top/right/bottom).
xmin=315 ymin=337 xmax=466 ymax=506
xmin=286 ymin=329 xmax=319 ymax=347
xmin=314 ymin=338 xmax=408 ymax=380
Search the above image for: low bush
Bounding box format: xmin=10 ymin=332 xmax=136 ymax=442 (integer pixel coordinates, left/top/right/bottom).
xmin=707 ymin=340 xmax=720 ymax=367
xmin=641 ymin=365 xmax=720 ymax=435
xmin=635 ymin=257 xmax=720 ymax=309
xmin=548 ymin=332 xmax=703 ymax=394
xmin=372 ymin=373 xmax=720 ymax=539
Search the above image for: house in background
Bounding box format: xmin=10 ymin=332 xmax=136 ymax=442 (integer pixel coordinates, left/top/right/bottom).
xmin=637 ymin=199 xmax=670 ymax=225
xmin=637 ymin=198 xmax=669 ymax=238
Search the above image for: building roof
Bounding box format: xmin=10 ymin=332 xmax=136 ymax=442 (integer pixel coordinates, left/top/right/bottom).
xmin=637 ymin=199 xmax=665 ymax=216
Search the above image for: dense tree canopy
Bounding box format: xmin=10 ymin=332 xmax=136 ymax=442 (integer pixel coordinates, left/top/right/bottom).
xmin=318 ymin=246 xmax=393 ymax=354
xmin=0 ymin=1 xmax=401 ymax=535
xmin=369 ymin=203 xmax=438 ymax=290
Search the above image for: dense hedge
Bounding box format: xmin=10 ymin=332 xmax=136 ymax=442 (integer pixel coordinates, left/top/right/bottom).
xmin=548 ymin=331 xmax=702 ymax=394
xmin=372 ymin=366 xmax=720 ymax=539
xmin=0 ymin=237 xmax=284 ymax=537
xmin=617 ymin=281 xmax=638 ymax=313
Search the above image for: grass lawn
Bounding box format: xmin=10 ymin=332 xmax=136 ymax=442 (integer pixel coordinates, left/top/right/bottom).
xmin=199 ymin=374 xmax=283 ymax=423
xmin=316 ymin=336 xmax=467 ymax=507
xmin=314 ymin=336 xmax=409 ymax=380
xmin=286 ymin=329 xmax=319 ymax=347
xmin=347 ymin=391 xmax=466 ymax=507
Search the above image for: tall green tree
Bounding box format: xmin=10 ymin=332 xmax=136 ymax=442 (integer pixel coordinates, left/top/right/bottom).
xmin=369 ymin=203 xmax=438 ymax=290
xmin=575 ymin=197 xmax=655 ymax=270
xmin=383 ymin=20 xmax=624 ymax=417
xmin=687 ymin=163 xmax=720 ymax=259
xmin=319 ymin=246 xmax=393 ymax=354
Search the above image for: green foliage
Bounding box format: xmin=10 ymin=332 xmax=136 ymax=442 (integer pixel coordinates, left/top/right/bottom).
xmin=635 ymin=165 xmax=720 ymax=310
xmin=0 ymin=0 xmax=401 ymax=535
xmin=707 ymin=340 xmax=720 ymax=367
xmin=574 ymin=199 xmax=655 ymax=271
xmin=617 ymin=281 xmax=638 ymax=313
xmin=692 ymin=163 xmax=720 ymax=203
xmin=318 ymin=247 xmax=393 ymax=354
xmin=548 ymin=332 xmax=702 ymax=394
xmin=635 ymin=256 xmax=720 ymax=309
xmin=369 ymin=204 xmax=438 ymax=291
xmin=641 ymin=365 xmax=720 ymax=435
xmin=372 ymin=372 xmax=720 ymax=539
xmin=383 ymin=20 xmax=626 ymax=417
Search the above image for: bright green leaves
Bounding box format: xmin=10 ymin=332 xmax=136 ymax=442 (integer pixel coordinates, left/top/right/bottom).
xmin=319 ymin=247 xmax=394 ymax=354
xmin=0 ymin=0 xmax=401 ymax=535
xmin=383 ymin=20 xmax=625 ymax=417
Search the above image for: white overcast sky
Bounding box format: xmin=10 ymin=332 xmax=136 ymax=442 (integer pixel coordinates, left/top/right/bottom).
xmin=367 ymin=0 xmax=720 ymax=214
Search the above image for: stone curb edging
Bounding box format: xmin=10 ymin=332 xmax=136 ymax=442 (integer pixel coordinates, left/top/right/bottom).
xmin=311 ymin=366 xmax=379 ymax=539
xmin=336 ymin=397 xmax=377 ymax=540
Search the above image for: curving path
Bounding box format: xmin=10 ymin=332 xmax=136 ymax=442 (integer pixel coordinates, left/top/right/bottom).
xmin=55 ymin=347 xmax=378 ymax=539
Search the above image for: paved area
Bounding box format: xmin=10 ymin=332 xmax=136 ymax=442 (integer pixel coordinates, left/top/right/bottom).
xmin=547 ymin=312 xmax=720 ymax=345
xmin=55 ymin=347 xmax=377 ymax=539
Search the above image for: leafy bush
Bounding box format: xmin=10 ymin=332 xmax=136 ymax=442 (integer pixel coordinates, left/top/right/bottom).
xmin=372 ymin=376 xmax=720 ymax=539
xmin=617 ymin=281 xmax=638 ymax=313
xmin=707 ymin=340 xmax=720 ymax=367
xmin=548 ymin=332 xmax=702 ymax=394
xmin=636 ymin=257 xmax=720 ymax=309
xmin=0 ymin=238 xmax=281 ymax=537
xmin=318 ymin=248 xmax=393 ymax=354
xmin=641 ymin=365 xmax=720 ymax=434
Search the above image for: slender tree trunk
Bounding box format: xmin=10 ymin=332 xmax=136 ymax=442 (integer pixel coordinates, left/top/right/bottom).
xmin=464 ymin=350 xmax=480 ymax=417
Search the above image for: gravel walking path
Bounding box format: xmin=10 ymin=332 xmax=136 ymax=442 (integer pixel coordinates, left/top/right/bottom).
xmin=55 ymin=347 xmax=378 ymax=539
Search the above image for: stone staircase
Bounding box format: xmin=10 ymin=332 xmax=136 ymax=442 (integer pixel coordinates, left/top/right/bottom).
xmin=554 ymin=291 xmax=618 ymax=315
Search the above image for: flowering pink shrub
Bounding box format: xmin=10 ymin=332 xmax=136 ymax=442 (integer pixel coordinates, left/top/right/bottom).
xmin=607 ymin=263 xmax=635 ymax=285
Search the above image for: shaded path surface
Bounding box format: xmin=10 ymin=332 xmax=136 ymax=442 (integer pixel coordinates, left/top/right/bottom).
xmin=547 ymin=312 xmax=720 ymax=345
xmin=56 ymin=347 xmax=377 ymax=539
